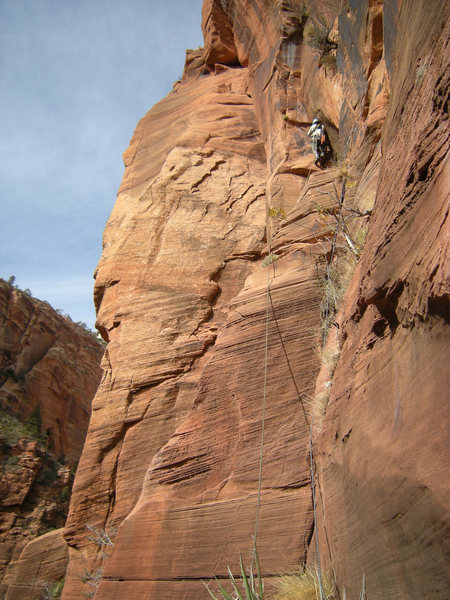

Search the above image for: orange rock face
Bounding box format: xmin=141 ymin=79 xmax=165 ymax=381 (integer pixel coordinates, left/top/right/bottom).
xmin=62 ymin=1 xmax=449 ymax=599
xmin=5 ymin=529 xmax=68 ymax=600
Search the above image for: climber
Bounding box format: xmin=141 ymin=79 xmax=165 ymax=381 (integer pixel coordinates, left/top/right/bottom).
xmin=307 ymin=117 xmax=331 ymax=167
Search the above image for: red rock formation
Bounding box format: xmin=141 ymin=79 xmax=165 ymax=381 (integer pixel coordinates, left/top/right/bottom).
xmin=0 ymin=440 xmax=42 ymax=508
xmin=0 ymin=282 xmax=103 ymax=466
xmin=313 ymin=1 xmax=450 ymax=597
xmin=0 ymin=281 xmax=103 ymax=596
xmin=62 ymin=1 xmax=449 ymax=599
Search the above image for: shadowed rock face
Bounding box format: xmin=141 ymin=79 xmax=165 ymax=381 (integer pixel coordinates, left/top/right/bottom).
xmin=0 ymin=281 xmax=103 ymax=597
xmin=0 ymin=282 xmax=103 ymax=467
xmin=62 ymin=1 xmax=449 ymax=599
xmin=314 ymin=1 xmax=450 ymax=597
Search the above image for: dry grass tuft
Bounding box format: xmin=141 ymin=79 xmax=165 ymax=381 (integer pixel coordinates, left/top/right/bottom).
xmin=261 ymin=253 xmax=281 ymax=268
xmin=321 ymin=345 xmax=340 ymax=373
xmin=319 ymin=252 xmax=358 ymax=344
xmin=338 ymin=162 xmax=349 ymax=181
xmin=272 ymin=567 xmax=335 ymax=600
xmin=268 ymin=206 xmax=287 ymax=221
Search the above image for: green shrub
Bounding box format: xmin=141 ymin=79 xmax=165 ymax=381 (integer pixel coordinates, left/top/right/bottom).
xmin=39 ymin=577 xmax=65 ymax=599
xmin=2 ymin=455 xmax=20 ymax=473
xmin=203 ymin=550 xmax=264 ymax=600
xmin=60 ymin=485 xmax=70 ymax=501
xmin=24 ymin=407 xmax=44 ymax=442
xmin=0 ymin=410 xmax=39 ymax=446
xmin=39 ymin=526 xmax=57 ymax=536
xmin=304 ymin=22 xmax=338 ymax=73
xmin=36 ymin=457 xmax=61 ymax=485
xmin=0 ymin=406 xmax=46 ymax=447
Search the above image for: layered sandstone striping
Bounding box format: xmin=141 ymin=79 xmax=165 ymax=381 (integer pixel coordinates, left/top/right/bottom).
xmin=5 ymin=529 xmax=68 ymax=600
xmin=0 ymin=281 xmax=103 ymax=596
xmin=63 ymin=1 xmax=449 ymax=599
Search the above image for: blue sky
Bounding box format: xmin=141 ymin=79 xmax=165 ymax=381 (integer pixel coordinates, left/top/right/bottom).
xmin=0 ymin=0 xmax=204 ymax=330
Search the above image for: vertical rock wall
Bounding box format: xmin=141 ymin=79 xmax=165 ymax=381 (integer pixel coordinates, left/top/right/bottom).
xmin=62 ymin=1 xmax=449 ymax=599
xmin=315 ymin=1 xmax=450 ymax=597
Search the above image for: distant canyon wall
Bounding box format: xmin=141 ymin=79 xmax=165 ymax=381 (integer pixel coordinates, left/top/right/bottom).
xmin=0 ymin=280 xmax=103 ymax=598
xmin=0 ymin=281 xmax=102 ymax=466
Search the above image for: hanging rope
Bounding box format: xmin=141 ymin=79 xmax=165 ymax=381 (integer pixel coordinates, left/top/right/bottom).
xmin=309 ymin=419 xmax=326 ymax=600
xmin=253 ymin=238 xmax=272 ymax=554
xmin=252 ymin=152 xmax=344 ymax=600
xmin=252 ymin=151 xmax=288 ymax=559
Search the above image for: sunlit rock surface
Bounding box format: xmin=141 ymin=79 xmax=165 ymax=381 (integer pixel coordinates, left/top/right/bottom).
xmin=62 ymin=1 xmax=449 ymax=598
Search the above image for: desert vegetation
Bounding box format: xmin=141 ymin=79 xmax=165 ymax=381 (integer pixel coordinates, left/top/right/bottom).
xmin=304 ymin=20 xmax=338 ymax=73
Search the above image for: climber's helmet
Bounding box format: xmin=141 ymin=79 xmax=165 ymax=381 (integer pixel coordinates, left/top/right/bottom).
xmin=312 ymin=118 xmax=320 ymax=125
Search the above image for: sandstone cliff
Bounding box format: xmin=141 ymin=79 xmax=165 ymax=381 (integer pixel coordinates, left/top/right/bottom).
xmin=0 ymin=281 xmax=103 ymax=598
xmin=62 ymin=1 xmax=449 ymax=599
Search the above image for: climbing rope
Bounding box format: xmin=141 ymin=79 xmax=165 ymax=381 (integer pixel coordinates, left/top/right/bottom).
xmin=252 ymin=151 xmax=287 ymax=561
xmin=252 ymin=236 xmax=271 ymax=554
xmin=251 ymin=157 xmax=345 ymax=598
xmin=309 ymin=419 xmax=326 ymax=600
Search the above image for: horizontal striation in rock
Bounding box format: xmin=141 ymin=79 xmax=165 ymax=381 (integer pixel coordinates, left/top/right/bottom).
xmin=5 ymin=529 xmax=67 ymax=600
xmin=63 ymin=58 xmax=274 ymax=599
